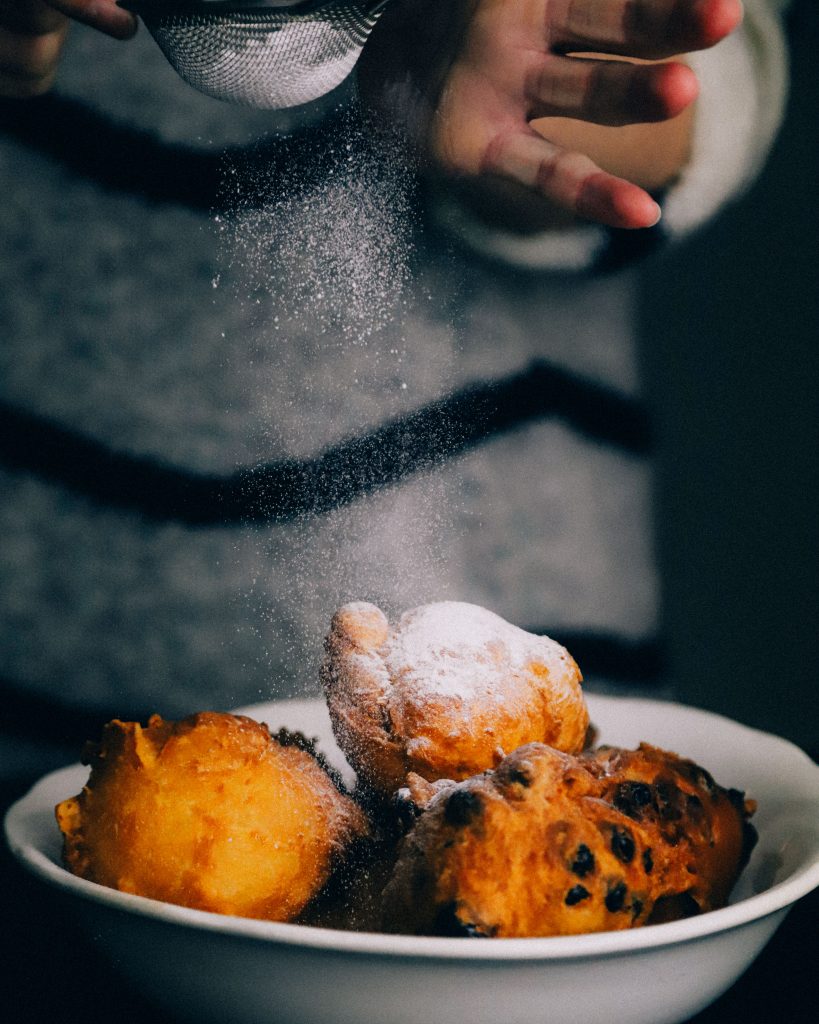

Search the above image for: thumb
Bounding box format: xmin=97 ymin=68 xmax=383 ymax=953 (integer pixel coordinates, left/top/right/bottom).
xmin=45 ymin=0 xmax=137 ymax=39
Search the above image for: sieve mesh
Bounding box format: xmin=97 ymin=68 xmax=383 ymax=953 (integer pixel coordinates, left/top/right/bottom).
xmin=136 ymin=3 xmax=386 ymax=108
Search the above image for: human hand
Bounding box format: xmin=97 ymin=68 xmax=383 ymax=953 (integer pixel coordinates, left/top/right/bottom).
xmin=358 ymin=0 xmax=744 ymax=230
xmin=0 ymin=0 xmax=137 ymax=97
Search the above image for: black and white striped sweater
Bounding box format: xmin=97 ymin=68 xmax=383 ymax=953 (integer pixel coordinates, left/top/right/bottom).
xmin=0 ymin=5 xmax=788 ymax=776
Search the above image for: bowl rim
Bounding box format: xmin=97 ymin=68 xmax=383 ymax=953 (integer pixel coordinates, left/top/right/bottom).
xmin=5 ymin=695 xmax=819 ymax=963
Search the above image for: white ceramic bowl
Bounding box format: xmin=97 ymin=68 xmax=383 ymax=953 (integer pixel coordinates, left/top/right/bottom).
xmin=5 ymin=695 xmax=819 ymax=1024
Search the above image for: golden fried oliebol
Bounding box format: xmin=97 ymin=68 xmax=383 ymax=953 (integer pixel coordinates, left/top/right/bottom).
xmin=586 ymin=743 xmax=757 ymax=921
xmin=55 ymin=712 xmax=369 ymax=921
xmin=321 ymin=601 xmax=588 ymax=796
xmin=381 ymin=742 xmax=756 ymax=937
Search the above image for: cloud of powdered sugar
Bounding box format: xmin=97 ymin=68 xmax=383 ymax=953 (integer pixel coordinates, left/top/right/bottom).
xmin=213 ymin=106 xmax=466 ymax=699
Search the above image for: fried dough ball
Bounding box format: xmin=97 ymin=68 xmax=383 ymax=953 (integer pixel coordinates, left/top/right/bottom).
xmin=321 ymin=601 xmax=588 ymax=796
xmin=55 ymin=712 xmax=369 ymax=921
xmin=587 ymin=743 xmax=757 ymax=919
xmin=381 ymin=742 xmax=756 ymax=937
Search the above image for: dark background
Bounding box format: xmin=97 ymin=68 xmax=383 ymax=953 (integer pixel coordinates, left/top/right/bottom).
xmin=641 ymin=1 xmax=818 ymax=756
xmin=2 ymin=2 xmax=817 ymax=1020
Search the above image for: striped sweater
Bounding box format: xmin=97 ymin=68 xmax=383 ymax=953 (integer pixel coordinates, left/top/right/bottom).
xmin=0 ymin=3 xmax=788 ymax=777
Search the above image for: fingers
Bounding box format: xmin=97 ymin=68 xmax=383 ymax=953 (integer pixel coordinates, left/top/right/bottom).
xmin=0 ymin=28 xmax=67 ymax=96
xmin=0 ymin=0 xmax=136 ymax=39
xmin=527 ymin=56 xmax=699 ymax=126
xmin=0 ymin=2 xmax=68 ymax=97
xmin=550 ymin=0 xmax=744 ymax=61
xmin=46 ymin=0 xmax=138 ymax=39
xmin=0 ymin=0 xmax=137 ymax=97
xmin=481 ymin=129 xmax=661 ymax=230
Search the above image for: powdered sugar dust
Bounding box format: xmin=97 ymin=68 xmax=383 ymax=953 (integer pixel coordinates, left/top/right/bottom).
xmin=214 ymin=107 xmax=464 ymax=698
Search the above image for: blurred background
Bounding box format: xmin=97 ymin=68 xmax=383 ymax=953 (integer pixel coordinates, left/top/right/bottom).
xmin=641 ymin=0 xmax=818 ymax=754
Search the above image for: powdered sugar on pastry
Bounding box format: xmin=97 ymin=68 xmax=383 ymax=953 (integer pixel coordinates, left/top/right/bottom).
xmin=384 ymin=601 xmax=575 ymax=703
xmin=321 ymin=600 xmax=588 ymax=795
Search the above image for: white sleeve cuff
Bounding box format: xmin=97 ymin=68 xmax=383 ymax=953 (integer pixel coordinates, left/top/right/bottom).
xmin=662 ymin=0 xmax=790 ymax=236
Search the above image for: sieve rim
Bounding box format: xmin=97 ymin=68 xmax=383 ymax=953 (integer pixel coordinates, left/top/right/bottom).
xmin=122 ymin=0 xmax=391 ymax=109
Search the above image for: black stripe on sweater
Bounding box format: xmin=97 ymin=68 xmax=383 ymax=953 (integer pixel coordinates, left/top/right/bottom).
xmin=0 ymin=93 xmax=364 ymax=212
xmin=543 ymin=630 xmax=666 ymax=682
xmin=0 ymin=360 xmax=650 ymax=525
xmin=0 ymin=634 xmax=664 ymax=749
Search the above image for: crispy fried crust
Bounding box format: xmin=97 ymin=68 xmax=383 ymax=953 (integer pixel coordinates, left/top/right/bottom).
xmin=381 ymin=742 xmax=756 ymax=937
xmin=321 ymin=601 xmax=588 ymax=796
xmin=55 ymin=712 xmax=369 ymax=921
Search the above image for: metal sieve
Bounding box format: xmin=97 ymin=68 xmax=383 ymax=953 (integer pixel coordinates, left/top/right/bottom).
xmin=121 ymin=0 xmax=389 ymax=109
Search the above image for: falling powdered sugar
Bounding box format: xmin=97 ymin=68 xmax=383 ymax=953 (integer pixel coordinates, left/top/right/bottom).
xmin=216 ymin=108 xmax=417 ymax=353
xmin=212 ymin=106 xmax=468 ymax=696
